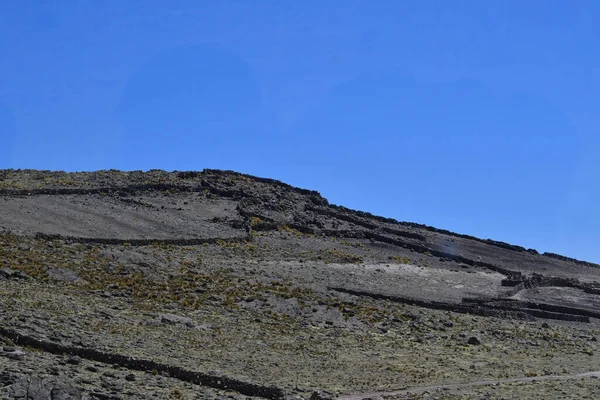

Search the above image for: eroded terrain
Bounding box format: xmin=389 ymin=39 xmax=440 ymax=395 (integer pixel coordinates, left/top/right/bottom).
xmin=1 ymin=169 xmax=599 ymax=399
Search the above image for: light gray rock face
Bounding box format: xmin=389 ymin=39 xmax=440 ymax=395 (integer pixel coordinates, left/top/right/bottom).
xmin=47 ymin=268 xmax=87 ymax=284
xmin=4 ymin=375 xmax=83 ymax=400
xmin=159 ymin=313 xmax=196 ymax=328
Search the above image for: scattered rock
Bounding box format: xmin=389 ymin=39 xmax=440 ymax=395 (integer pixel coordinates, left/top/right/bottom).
xmin=5 ymin=375 xmax=83 ymax=400
xmin=2 ymin=349 xmax=25 ymax=360
xmin=124 ymin=374 xmax=136 ymax=382
xmin=90 ymin=392 xmax=122 ymax=400
xmin=310 ymin=390 xmax=335 ymax=400
xmin=72 ymin=336 xmax=90 ymax=347
xmin=160 ymin=313 xmax=196 ymax=328
xmin=50 ymin=383 xmax=84 ymax=400
xmin=0 ymin=268 xmax=29 ymax=280
xmin=195 ymin=323 xmax=214 ymax=331
xmin=101 ymin=375 xmax=124 ymax=392
xmin=47 ymin=268 xmax=88 ymax=284
xmin=18 ymin=243 xmax=31 ymax=251
xmin=468 ymin=336 xmax=481 ymax=345
xmin=66 ymin=355 xmax=81 ymax=365
xmin=98 ymin=310 xmax=113 ymax=319
xmin=408 ymin=312 xmax=421 ymax=322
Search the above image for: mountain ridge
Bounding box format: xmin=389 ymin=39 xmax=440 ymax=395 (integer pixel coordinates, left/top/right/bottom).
xmin=1 ymin=168 xmax=595 ymax=267
xmin=1 ymin=168 xmax=600 ymax=399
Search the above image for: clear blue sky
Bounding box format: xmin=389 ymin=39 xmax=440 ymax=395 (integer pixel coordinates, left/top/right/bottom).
xmin=1 ymin=1 xmax=599 ymax=263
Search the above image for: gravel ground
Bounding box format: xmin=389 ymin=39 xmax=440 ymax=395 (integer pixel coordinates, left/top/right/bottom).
xmin=1 ymin=169 xmax=600 ymax=399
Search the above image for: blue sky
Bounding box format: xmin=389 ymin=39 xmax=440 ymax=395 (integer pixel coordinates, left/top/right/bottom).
xmin=1 ymin=1 xmax=598 ymax=263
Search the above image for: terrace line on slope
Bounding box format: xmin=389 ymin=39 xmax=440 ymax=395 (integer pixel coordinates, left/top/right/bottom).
xmin=0 ymin=326 xmax=286 ymax=400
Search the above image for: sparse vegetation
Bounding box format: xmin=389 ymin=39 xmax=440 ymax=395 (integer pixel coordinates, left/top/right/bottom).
xmin=1 ymin=169 xmax=600 ymax=399
xmin=389 ymin=255 xmax=411 ymax=264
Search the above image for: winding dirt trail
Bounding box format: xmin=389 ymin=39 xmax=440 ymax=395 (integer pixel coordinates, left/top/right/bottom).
xmin=339 ymin=370 xmax=600 ymax=399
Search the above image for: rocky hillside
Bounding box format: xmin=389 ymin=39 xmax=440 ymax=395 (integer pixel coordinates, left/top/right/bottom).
xmin=1 ymin=169 xmax=599 ymax=399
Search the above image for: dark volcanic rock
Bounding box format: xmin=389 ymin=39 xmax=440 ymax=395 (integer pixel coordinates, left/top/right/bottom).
xmin=468 ymin=336 xmax=482 ymax=345
xmin=0 ymin=268 xmax=29 ymax=280
xmin=5 ymin=375 xmax=83 ymax=400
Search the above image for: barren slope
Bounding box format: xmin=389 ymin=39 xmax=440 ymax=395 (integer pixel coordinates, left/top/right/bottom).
xmin=1 ymin=169 xmax=599 ymax=399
